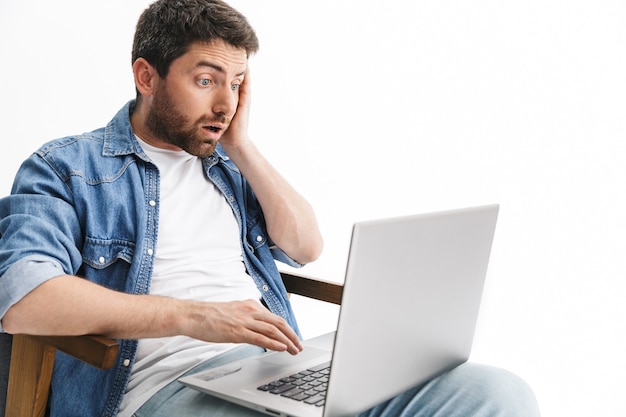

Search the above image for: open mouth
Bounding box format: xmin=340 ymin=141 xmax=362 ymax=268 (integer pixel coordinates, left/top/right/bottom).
xmin=207 ymin=126 xmax=220 ymax=133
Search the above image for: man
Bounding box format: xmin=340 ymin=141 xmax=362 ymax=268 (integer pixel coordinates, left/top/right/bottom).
xmin=0 ymin=1 xmax=540 ymax=416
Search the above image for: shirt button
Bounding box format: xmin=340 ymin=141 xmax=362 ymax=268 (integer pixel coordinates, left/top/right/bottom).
xmin=147 ymin=248 xmax=154 ymax=256
xmin=123 ymin=359 xmax=131 ymax=367
xmin=149 ymin=200 xmax=156 ymax=207
xmin=98 ymin=256 xmax=105 ymax=264
xmin=256 ymin=235 xmax=263 ymax=242
xmin=262 ymin=285 xmax=269 ymax=292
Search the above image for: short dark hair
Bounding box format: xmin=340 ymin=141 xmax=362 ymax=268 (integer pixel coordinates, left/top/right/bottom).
xmin=132 ymin=0 xmax=259 ymax=79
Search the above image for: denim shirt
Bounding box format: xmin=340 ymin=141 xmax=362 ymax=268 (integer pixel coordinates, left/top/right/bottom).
xmin=0 ymin=101 xmax=303 ymax=417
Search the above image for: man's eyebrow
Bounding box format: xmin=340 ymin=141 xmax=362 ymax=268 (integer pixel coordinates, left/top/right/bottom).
xmin=196 ymin=60 xmax=246 ymax=77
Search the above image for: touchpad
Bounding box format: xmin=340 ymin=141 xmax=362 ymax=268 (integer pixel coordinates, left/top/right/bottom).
xmin=257 ymin=346 xmax=330 ymax=366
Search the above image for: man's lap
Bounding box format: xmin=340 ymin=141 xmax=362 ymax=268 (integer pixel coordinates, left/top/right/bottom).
xmin=133 ymin=345 xmax=540 ymax=417
xmin=132 ymin=344 xmax=267 ymax=417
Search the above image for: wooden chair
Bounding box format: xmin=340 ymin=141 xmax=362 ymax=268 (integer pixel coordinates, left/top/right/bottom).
xmin=2 ymin=272 xmax=343 ymax=417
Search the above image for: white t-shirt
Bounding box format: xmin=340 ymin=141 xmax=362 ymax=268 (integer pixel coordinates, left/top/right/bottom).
xmin=118 ymin=138 xmax=262 ymax=417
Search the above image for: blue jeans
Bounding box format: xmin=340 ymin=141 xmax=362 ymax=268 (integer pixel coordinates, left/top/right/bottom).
xmin=133 ymin=345 xmax=540 ymax=417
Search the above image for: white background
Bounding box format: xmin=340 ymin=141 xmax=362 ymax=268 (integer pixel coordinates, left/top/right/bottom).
xmin=1 ymin=1 xmax=625 ymax=416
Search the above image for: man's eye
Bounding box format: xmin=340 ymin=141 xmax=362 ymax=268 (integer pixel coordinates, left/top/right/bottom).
xmin=198 ymin=78 xmax=212 ymax=86
xmin=231 ymin=84 xmax=240 ymax=91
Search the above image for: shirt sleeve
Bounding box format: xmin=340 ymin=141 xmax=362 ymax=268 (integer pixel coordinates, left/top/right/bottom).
xmin=0 ymin=255 xmax=67 ymax=332
xmin=0 ymin=155 xmax=83 ymax=329
xmin=270 ymin=245 xmax=305 ymax=268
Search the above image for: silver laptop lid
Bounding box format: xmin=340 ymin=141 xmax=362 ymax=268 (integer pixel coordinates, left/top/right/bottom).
xmin=324 ymin=204 xmax=499 ymax=417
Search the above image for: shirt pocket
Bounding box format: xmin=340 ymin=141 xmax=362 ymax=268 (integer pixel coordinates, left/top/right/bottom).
xmin=82 ymin=237 xmax=134 ymax=269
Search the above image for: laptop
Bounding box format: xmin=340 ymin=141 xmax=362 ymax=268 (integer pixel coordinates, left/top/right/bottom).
xmin=179 ymin=204 xmax=499 ymax=417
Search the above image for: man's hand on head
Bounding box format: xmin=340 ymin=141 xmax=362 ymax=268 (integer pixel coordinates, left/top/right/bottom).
xmin=219 ymin=67 xmax=253 ymax=151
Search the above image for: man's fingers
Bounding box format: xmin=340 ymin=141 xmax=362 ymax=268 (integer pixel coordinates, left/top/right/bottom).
xmin=248 ymin=319 xmax=302 ymax=355
xmin=244 ymin=305 xmax=302 ymax=354
xmin=218 ymin=300 xmax=302 ymax=354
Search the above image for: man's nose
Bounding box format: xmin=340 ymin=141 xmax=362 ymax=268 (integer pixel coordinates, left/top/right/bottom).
xmin=212 ymin=85 xmax=237 ymax=118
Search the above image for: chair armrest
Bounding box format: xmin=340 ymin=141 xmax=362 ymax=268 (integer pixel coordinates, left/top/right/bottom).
xmin=6 ymin=334 xmax=119 ymax=417
xmin=7 ymin=335 xmax=56 ymax=417
xmin=280 ymin=271 xmax=343 ymax=305
xmin=37 ymin=335 xmax=119 ymax=370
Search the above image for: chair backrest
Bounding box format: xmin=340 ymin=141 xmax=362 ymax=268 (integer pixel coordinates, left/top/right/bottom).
xmin=0 ymin=333 xmax=12 ymax=417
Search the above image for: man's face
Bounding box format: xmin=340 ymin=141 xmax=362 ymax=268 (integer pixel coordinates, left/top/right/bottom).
xmin=145 ymin=40 xmax=248 ymax=158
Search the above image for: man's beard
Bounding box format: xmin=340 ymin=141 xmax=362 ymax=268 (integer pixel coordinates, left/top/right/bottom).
xmin=145 ymin=84 xmax=224 ymax=158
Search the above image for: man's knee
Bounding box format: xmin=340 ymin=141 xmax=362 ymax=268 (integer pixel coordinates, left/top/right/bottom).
xmin=434 ymin=362 xmax=541 ymax=416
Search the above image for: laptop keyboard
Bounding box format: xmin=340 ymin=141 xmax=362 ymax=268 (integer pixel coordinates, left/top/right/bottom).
xmin=257 ymin=361 xmax=331 ymax=407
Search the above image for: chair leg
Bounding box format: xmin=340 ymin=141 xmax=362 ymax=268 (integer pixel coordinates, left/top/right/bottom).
xmin=6 ymin=335 xmax=56 ymax=417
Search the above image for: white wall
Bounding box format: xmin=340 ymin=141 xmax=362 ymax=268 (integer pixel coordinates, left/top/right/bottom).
xmin=1 ymin=1 xmax=625 ymax=416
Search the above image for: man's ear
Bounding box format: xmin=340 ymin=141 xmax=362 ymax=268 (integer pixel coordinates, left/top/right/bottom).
xmin=133 ymin=58 xmax=159 ymax=97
